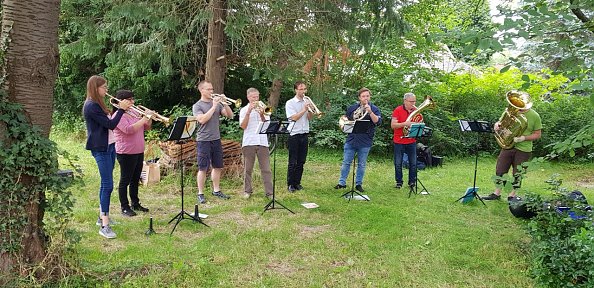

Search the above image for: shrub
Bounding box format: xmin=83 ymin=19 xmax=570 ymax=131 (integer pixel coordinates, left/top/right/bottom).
xmin=523 ymin=177 xmax=594 ymax=287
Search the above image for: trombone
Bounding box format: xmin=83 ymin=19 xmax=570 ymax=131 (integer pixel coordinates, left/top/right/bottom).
xmin=107 ymin=93 xmax=170 ymax=126
xmin=212 ymin=93 xmax=242 ymax=108
xmin=303 ymin=96 xmax=324 ymax=118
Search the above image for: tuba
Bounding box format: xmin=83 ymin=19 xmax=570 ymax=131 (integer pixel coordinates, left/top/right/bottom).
xmin=402 ymin=95 xmax=435 ymax=136
xmin=494 ymin=90 xmax=531 ymax=149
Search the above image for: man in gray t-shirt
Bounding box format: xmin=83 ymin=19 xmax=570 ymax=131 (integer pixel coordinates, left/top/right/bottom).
xmin=192 ymin=81 xmax=234 ymax=203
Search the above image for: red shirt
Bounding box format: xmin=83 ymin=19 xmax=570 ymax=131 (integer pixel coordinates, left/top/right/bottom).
xmin=392 ymin=105 xmax=423 ymax=144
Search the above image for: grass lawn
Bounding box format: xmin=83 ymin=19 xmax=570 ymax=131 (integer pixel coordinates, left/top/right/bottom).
xmin=52 ymin=132 xmax=594 ymax=287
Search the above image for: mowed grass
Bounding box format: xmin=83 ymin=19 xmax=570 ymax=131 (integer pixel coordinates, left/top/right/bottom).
xmin=52 ymin=132 xmax=594 ymax=287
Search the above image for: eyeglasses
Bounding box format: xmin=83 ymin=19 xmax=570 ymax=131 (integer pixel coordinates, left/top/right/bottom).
xmin=406 ymin=100 xmax=416 ymax=103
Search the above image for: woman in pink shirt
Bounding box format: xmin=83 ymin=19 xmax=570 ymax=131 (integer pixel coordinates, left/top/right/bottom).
xmin=113 ymin=90 xmax=152 ymax=217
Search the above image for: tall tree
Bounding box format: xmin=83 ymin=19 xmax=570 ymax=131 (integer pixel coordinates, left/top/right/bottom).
xmin=206 ymin=0 xmax=227 ymax=93
xmin=0 ymin=0 xmax=61 ymax=279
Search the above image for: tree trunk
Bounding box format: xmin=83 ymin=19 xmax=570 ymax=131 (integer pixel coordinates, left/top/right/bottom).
xmin=205 ymin=0 xmax=227 ymax=93
xmin=0 ymin=0 xmax=60 ymax=279
xmin=268 ymin=55 xmax=289 ymax=110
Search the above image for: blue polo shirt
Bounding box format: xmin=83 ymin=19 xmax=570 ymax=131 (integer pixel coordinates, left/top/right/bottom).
xmin=345 ymin=102 xmax=381 ymax=148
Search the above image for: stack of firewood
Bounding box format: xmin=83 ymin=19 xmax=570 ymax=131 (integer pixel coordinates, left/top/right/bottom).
xmin=157 ymin=139 xmax=243 ymax=178
xmin=158 ymin=140 xmax=197 ymax=168
xmin=220 ymin=139 xmax=243 ymax=178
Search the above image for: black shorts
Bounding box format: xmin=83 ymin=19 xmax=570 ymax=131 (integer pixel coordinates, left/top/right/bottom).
xmin=196 ymin=139 xmax=224 ymax=171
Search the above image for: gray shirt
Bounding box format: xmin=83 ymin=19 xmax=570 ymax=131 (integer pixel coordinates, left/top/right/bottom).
xmin=192 ymin=100 xmax=223 ymax=141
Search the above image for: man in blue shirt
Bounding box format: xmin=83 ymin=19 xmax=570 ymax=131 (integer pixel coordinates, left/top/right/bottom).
xmin=334 ymin=88 xmax=382 ymax=192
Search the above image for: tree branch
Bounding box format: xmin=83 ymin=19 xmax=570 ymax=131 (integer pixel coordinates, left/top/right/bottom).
xmin=569 ymin=0 xmax=594 ymax=33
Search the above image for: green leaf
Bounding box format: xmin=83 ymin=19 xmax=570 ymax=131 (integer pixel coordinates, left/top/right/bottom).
xmin=478 ymin=38 xmax=491 ymax=50
xmin=521 ymin=74 xmax=530 ymax=81
xmin=500 ymin=65 xmax=511 ymax=73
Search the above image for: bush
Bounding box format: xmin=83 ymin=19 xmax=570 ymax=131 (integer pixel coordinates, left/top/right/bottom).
xmin=523 ymin=178 xmax=594 ymax=287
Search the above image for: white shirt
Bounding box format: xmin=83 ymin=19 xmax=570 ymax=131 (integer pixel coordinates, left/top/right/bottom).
xmin=285 ymin=96 xmax=310 ymax=136
xmin=239 ymin=105 xmax=270 ymax=147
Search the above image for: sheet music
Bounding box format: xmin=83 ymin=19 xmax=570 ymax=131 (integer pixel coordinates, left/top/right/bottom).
xmin=459 ymin=119 xmax=471 ymax=132
xmin=182 ymin=120 xmax=197 ymax=139
xmin=408 ymin=123 xmax=425 ymax=137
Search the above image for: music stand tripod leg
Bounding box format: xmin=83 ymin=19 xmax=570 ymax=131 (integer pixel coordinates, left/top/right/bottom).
xmin=340 ymin=157 xmax=369 ymax=201
xmin=261 ymin=129 xmax=294 ymax=214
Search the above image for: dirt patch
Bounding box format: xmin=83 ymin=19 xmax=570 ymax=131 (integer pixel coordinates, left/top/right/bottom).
xmin=298 ymin=224 xmax=332 ymax=239
xmin=576 ymin=176 xmax=594 ymax=189
xmin=265 ymin=261 xmax=297 ymax=276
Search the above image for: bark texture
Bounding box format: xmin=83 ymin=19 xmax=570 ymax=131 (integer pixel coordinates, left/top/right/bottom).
xmin=0 ymin=0 xmax=61 ymax=280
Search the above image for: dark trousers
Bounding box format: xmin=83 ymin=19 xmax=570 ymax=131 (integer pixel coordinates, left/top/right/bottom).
xmin=116 ymin=153 xmax=144 ymax=210
xmin=287 ymin=134 xmax=308 ymax=186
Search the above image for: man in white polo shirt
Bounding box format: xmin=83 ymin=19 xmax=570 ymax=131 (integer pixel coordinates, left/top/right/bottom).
xmin=239 ymin=88 xmax=273 ymax=199
xmin=285 ymin=81 xmax=313 ymax=193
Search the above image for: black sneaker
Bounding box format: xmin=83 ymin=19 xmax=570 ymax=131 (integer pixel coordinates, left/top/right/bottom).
xmin=198 ymin=194 xmax=206 ymax=204
xmin=481 ymin=193 xmax=501 ymax=201
xmin=122 ymin=208 xmax=137 ymax=217
xmin=355 ymin=185 xmax=365 ymax=192
xmin=395 ymin=183 xmax=403 ymax=189
xmin=334 ymin=184 xmax=347 ymax=189
xmin=212 ymin=191 xmax=230 ymax=199
xmin=296 ymin=184 xmax=303 ymax=190
xmin=132 ymin=204 xmax=149 ymax=212
xmin=288 ymin=185 xmax=297 ymax=193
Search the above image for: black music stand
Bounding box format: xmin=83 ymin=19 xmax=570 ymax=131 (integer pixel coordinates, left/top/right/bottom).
xmin=402 ymin=124 xmax=431 ymax=198
xmin=453 ymin=119 xmax=492 ymax=205
xmin=340 ymin=120 xmax=372 ymax=201
xmin=167 ymin=116 xmax=208 ymax=235
xmin=260 ymin=120 xmax=295 ymax=214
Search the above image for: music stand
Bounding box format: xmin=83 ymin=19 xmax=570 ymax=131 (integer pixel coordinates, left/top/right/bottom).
xmin=453 ymin=119 xmax=492 ymax=205
xmin=340 ymin=120 xmax=372 ymax=201
xmin=402 ymin=124 xmax=431 ymax=197
xmin=259 ymin=120 xmax=295 ymax=214
xmin=167 ymin=116 xmax=208 ymax=235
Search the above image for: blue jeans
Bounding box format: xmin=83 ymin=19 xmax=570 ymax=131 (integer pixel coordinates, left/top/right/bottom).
xmin=394 ymin=142 xmax=417 ymax=185
xmin=91 ymin=143 xmax=116 ymax=215
xmin=338 ymin=143 xmax=371 ymax=186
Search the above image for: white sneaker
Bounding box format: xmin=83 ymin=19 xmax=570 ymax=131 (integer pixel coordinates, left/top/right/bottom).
xmin=99 ymin=225 xmax=117 ymax=239
xmin=242 ymin=193 xmax=251 ymax=199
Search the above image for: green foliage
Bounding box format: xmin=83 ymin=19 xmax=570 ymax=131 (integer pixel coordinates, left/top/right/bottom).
xmin=431 ymin=68 xmax=593 ymax=158
xmin=0 ymin=97 xmax=79 ymax=256
xmin=523 ymin=177 xmax=594 ymax=287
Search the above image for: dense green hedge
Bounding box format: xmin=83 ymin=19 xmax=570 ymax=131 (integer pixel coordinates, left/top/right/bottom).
xmin=307 ymin=68 xmax=593 ymax=159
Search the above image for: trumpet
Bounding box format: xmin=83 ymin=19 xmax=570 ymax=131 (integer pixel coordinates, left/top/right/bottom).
xmin=107 ymin=93 xmax=170 ymax=126
xmin=212 ymin=93 xmax=242 ymax=108
xmin=254 ymin=101 xmax=273 ymax=116
xmin=303 ymin=96 xmax=324 ymax=118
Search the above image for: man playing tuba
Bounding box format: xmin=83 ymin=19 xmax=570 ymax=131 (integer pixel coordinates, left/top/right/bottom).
xmin=334 ymin=88 xmax=381 ymax=193
xmin=482 ymin=90 xmax=542 ymax=201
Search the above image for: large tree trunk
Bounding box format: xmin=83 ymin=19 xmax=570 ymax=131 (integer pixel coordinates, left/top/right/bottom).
xmin=0 ymin=0 xmax=60 ymax=279
xmin=205 ymin=0 xmax=227 ymax=93
xmin=268 ymin=55 xmax=289 ymax=110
